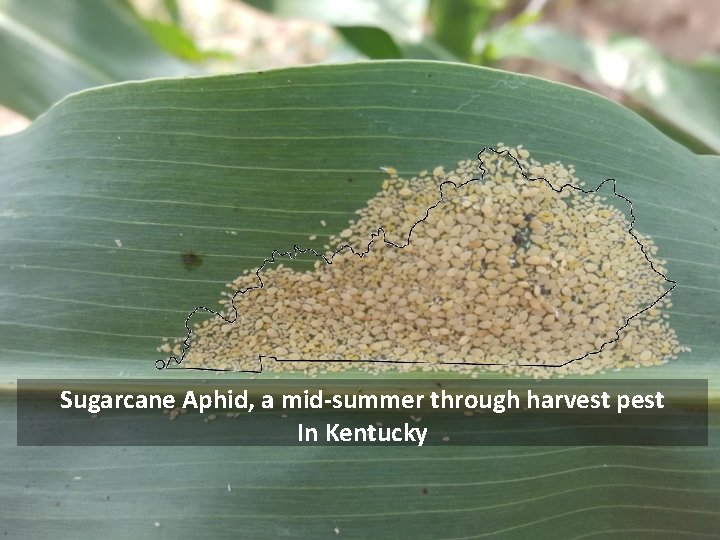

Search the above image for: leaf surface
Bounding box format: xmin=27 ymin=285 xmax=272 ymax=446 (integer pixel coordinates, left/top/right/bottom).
xmin=0 ymin=61 xmax=718 ymax=538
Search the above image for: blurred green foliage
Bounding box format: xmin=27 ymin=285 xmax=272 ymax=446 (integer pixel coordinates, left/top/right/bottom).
xmin=2 ymin=0 xmax=714 ymax=154
xmin=429 ymin=0 xmax=506 ymax=62
xmin=245 ymin=0 xmax=720 ymax=154
xmin=0 ymin=0 xmax=200 ymax=118
xmin=481 ymin=24 xmax=720 ymax=154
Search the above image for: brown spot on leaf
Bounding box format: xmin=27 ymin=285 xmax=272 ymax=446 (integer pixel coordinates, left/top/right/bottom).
xmin=181 ymin=252 xmax=203 ymax=271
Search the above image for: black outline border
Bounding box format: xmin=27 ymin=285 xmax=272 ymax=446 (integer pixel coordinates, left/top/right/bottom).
xmin=156 ymin=147 xmax=676 ymax=373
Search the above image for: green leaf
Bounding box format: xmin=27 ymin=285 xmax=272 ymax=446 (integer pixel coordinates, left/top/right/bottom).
xmin=428 ymin=0 xmax=507 ymax=62
xmin=0 ymin=0 xmax=198 ymax=118
xmin=336 ymin=26 xmax=404 ymax=59
xmin=1 ymin=61 xmax=716 ymax=384
xmin=1 ymin=61 xmax=718 ymax=537
xmin=242 ymin=0 xmax=458 ymax=61
xmin=243 ymin=0 xmax=428 ymax=42
xmin=482 ymin=24 xmax=720 ymax=154
xmin=161 ymin=0 xmax=182 ymax=24
xmin=141 ymin=19 xmax=233 ymax=62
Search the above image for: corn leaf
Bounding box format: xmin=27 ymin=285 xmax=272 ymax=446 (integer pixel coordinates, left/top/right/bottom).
xmin=1 ymin=61 xmax=718 ymax=538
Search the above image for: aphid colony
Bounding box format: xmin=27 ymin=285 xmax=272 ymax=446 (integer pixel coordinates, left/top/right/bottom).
xmin=161 ymin=145 xmax=687 ymax=376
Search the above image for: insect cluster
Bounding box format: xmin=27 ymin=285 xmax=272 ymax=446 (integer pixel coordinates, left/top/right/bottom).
xmin=160 ymin=145 xmax=687 ymax=377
